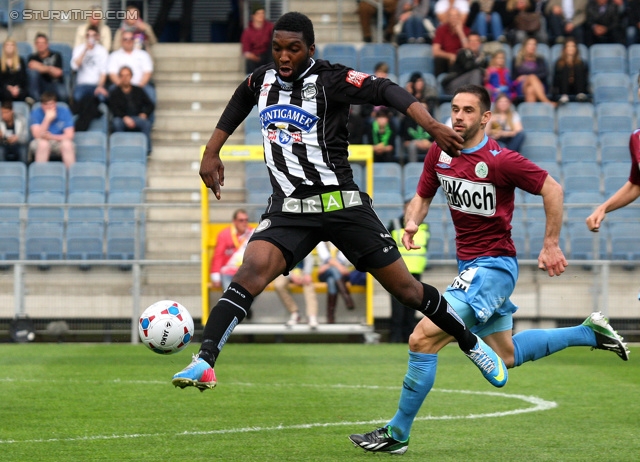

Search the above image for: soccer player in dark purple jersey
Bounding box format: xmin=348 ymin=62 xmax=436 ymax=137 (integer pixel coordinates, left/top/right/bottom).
xmin=349 ymin=85 xmax=629 ymax=455
xmin=172 ymin=13 xmax=508 ymax=394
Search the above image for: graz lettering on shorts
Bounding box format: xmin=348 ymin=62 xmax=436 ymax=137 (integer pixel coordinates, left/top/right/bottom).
xmin=438 ymin=174 xmax=496 ymax=216
xmin=282 ymin=191 xmax=363 ymax=213
xmin=450 ymin=267 xmax=478 ymax=292
xmin=259 ymin=104 xmax=319 ymax=132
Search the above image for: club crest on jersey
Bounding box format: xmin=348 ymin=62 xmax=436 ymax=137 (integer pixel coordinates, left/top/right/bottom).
xmin=346 ymin=70 xmax=369 ymax=88
xmin=302 ymin=83 xmax=317 ymax=100
xmin=438 ymin=174 xmax=497 ymax=216
xmin=268 ymin=129 xmax=302 ymax=145
xmin=260 ymin=83 xmax=271 ymax=96
xmin=260 ymin=104 xmax=319 ymax=133
xmin=475 ymin=162 xmax=488 ymax=178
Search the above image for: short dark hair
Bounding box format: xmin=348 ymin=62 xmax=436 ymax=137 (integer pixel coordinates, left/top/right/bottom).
xmin=273 ymin=12 xmax=314 ymax=48
xmin=118 ymin=65 xmax=133 ymax=76
xmin=35 ymin=32 xmax=49 ymax=42
xmin=452 ymin=84 xmax=491 ymax=113
xmin=87 ymin=25 xmax=100 ymax=34
xmin=40 ymin=91 xmax=57 ymax=103
xmin=1 ymin=100 xmax=13 ymax=110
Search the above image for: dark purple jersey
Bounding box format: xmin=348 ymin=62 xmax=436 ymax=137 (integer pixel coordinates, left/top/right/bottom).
xmin=417 ymin=135 xmax=548 ymax=260
xmin=628 ymin=128 xmax=640 ymax=186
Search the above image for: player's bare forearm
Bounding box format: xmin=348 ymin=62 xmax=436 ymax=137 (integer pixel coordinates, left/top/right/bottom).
xmin=586 ymin=182 xmax=640 ymax=231
xmin=200 ymin=128 xmax=230 ymax=200
xmin=402 ymin=194 xmax=431 ymax=250
xmin=406 ymin=102 xmax=462 ymax=157
xmin=539 ymin=175 xmax=567 ymax=275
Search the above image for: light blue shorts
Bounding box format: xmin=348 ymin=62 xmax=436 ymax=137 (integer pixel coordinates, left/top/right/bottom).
xmin=443 ymin=256 xmax=519 ymax=337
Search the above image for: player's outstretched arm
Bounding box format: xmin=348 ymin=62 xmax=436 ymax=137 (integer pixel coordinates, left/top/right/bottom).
xmin=402 ymin=194 xmax=431 ymax=250
xmin=538 ymin=174 xmax=568 ymax=277
xmin=586 ymin=181 xmax=640 ymax=232
xmin=406 ymin=102 xmax=463 ymax=158
xmin=200 ymin=128 xmax=230 ymax=200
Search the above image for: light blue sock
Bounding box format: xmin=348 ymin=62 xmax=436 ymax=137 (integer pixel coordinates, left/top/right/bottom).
xmin=387 ymin=351 xmax=437 ymax=442
xmin=512 ymin=325 xmax=596 ymax=367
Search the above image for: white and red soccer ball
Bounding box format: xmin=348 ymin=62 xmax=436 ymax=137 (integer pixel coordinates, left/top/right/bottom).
xmin=139 ymin=300 xmax=194 ymax=354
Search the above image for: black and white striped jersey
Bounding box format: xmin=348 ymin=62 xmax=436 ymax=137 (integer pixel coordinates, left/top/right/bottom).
xmin=216 ymin=58 xmax=410 ymax=199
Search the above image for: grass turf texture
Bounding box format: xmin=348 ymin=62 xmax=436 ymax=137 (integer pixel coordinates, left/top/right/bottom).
xmin=1 ymin=343 xmax=638 ymax=461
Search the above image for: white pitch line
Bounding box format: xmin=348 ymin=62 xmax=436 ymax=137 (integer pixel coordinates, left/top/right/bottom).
xmin=0 ymin=379 xmax=556 ymax=445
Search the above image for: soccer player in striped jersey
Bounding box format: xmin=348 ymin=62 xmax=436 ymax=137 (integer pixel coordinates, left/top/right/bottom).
xmin=172 ymin=13 xmax=508 ymax=393
xmin=349 ymin=85 xmax=629 ymax=455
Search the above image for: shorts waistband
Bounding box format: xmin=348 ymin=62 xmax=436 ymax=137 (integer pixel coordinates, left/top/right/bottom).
xmin=280 ymin=190 xmax=365 ymax=214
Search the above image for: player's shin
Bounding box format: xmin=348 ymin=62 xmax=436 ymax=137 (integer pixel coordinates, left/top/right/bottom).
xmin=418 ymin=283 xmax=477 ymax=352
xmin=199 ymin=282 xmax=254 ymax=366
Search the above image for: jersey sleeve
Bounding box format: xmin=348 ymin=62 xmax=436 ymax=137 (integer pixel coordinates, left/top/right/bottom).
xmin=495 ymin=150 xmax=548 ymax=195
xmin=416 ymin=143 xmax=442 ymax=198
xmin=321 ymin=62 xmax=417 ymax=113
xmin=628 ymin=129 xmax=640 ymax=186
xmin=215 ymin=74 xmax=259 ymax=135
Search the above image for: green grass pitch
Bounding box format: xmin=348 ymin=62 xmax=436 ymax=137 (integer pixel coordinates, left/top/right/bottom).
xmin=1 ymin=343 xmax=638 ymax=461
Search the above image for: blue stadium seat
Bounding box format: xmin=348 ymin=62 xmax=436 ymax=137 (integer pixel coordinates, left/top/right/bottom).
xmin=12 ymin=101 xmax=29 ymax=122
xmin=629 ymin=45 xmax=640 ymax=77
xmin=27 ymin=191 xmax=65 ymax=222
xmin=559 ymin=132 xmax=598 ymax=164
xmin=27 ymin=162 xmax=67 ymax=195
xmin=373 ymin=163 xmax=402 ymax=195
xmin=245 ymin=161 xmax=269 ymax=179
xmin=564 ymin=191 xmax=604 ymax=221
xmin=321 ymin=43 xmax=358 ymax=68
xmin=244 ymin=107 xmax=261 ymax=134
xmin=599 ymin=132 xmax=631 ymax=164
xmin=16 ymin=41 xmax=32 ymax=60
xmin=556 ymin=102 xmax=595 ymax=134
xmin=66 ymin=221 xmax=104 ymax=264
xmin=0 ymin=161 xmax=27 ymax=194
xmin=522 ymin=192 xmax=545 ymax=221
xmin=74 ymin=131 xmax=107 ymax=164
xmin=106 ymin=221 xmax=144 ymax=264
xmin=596 ymin=102 xmax=634 ymax=134
xmin=68 ymin=162 xmax=106 ymax=194
xmin=437 ymin=101 xmax=451 ymax=123
xmin=87 ymin=103 xmax=109 ymax=134
xmin=244 ymin=131 xmax=263 ymax=145
xmin=109 ymin=132 xmax=148 ymax=163
xmin=589 ymin=43 xmax=627 ymax=75
xmin=0 ymin=222 xmax=20 ymax=261
xmin=68 ymin=190 xmax=105 ymax=223
xmin=373 ymin=191 xmax=404 ymax=224
xmin=526 ymin=221 xmax=566 ymax=259
xmin=520 ymin=132 xmax=558 ymax=163
xmin=107 ymin=191 xmax=142 ymax=222
xmin=535 ymin=161 xmax=562 ymax=183
xmin=566 ymin=223 xmax=608 ymax=260
xmin=517 ymin=102 xmax=555 ymax=132
xmin=562 ymin=161 xmax=601 ymax=193
xmin=602 ymin=161 xmax=630 ymax=196
xmin=402 ymin=161 xmax=423 ymax=201
xmin=0 ymin=191 xmax=23 ymax=221
xmin=591 ymin=73 xmax=631 ymax=105
xmin=25 ymin=221 xmax=64 ymax=264
xmin=351 ymin=163 xmax=365 ymax=190
xmin=360 ymin=43 xmax=397 ymax=75
xmin=397 ymin=44 xmax=433 ymax=76
xmin=108 ymin=162 xmax=146 ymax=193
xmin=609 ymin=223 xmax=638 ymax=262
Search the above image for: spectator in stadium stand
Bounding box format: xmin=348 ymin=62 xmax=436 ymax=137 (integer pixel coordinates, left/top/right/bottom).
xmin=0 ymin=39 xmax=28 ymax=103
xmin=240 ymin=6 xmax=274 ymax=74
xmin=349 ymin=84 xmax=629 ymax=455
xmin=108 ymin=66 xmax=154 ymax=155
xmin=432 ymin=8 xmax=471 ymax=76
xmin=74 ymin=4 xmax=112 ymax=51
xmin=274 ymin=252 xmax=319 ymax=329
xmin=170 ymin=12 xmax=509 ymax=397
xmin=112 ymin=5 xmax=157 ymax=54
xmin=0 ymin=100 xmax=29 ymax=163
xmin=29 ymin=91 xmax=75 ymax=167
xmin=71 ymin=25 xmax=109 ymax=105
xmin=27 ymin=33 xmax=68 ymax=103
xmin=209 ymin=209 xmax=254 ymax=292
xmin=107 ymin=30 xmax=155 ymax=103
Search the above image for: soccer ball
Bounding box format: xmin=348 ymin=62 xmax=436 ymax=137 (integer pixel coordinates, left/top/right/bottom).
xmin=138 ymin=300 xmax=194 ymax=354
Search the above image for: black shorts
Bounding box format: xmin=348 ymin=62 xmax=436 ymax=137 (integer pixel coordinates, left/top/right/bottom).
xmin=249 ymin=190 xmax=401 ymax=272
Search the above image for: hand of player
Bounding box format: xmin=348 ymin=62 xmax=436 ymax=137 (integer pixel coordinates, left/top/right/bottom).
xmin=585 ymin=207 xmax=605 ymax=232
xmin=200 ymin=152 xmax=225 ymax=200
xmin=402 ymin=221 xmax=420 ymax=250
xmin=537 ymin=244 xmax=568 ymax=277
xmin=430 ymin=122 xmax=463 ymax=157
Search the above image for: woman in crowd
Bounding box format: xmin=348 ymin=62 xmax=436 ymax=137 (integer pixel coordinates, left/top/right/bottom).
xmin=486 ymin=93 xmax=526 ymax=152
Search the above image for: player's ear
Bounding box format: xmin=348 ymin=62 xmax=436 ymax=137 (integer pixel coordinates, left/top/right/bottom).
xmin=308 ymin=43 xmax=316 ymax=58
xmin=481 ymin=110 xmax=491 ymax=126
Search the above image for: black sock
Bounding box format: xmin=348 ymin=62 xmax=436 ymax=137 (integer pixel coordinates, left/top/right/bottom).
xmin=199 ymin=282 xmax=254 ymax=367
xmin=419 ymin=283 xmax=476 ymax=353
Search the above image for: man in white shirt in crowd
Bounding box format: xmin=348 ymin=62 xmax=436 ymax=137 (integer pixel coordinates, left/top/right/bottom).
xmin=71 ymin=25 xmax=109 ymax=104
xmin=107 ymin=30 xmax=155 ymax=103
